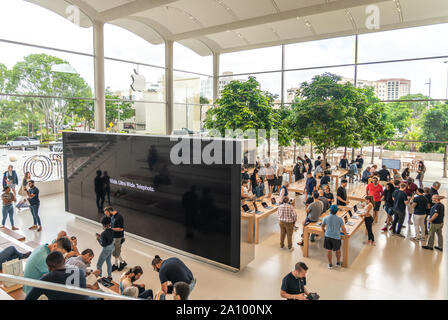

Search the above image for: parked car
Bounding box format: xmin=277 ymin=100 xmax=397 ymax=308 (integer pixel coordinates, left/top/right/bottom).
xmin=49 ymin=138 xmax=63 ymax=152
xmin=6 ymin=136 xmax=40 ymax=150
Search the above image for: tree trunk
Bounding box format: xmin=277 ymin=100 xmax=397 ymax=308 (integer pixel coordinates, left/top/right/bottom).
xmin=310 ymin=141 xmax=313 ymax=159
xmin=344 ymin=146 xmax=347 ymax=157
xmin=380 ymin=144 xmax=383 ymax=159
xmin=351 ymin=148 xmax=355 ymax=161
xmin=267 ymin=139 xmax=271 ymax=158
xmin=371 ymin=144 xmax=375 ymax=164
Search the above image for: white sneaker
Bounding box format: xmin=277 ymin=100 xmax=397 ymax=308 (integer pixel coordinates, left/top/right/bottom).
xmin=328 ymin=264 xmax=333 ymax=269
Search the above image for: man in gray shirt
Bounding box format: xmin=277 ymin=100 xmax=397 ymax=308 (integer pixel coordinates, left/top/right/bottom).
xmin=298 ymin=192 xmax=323 ymax=246
xmin=318 ymin=190 xmax=330 ymax=213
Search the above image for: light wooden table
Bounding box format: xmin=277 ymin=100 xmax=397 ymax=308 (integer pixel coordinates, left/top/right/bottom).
xmin=302 ymin=207 xmax=364 ymax=267
xmin=241 ymin=197 xmax=280 ymax=244
xmin=331 ymin=169 xmax=349 ymax=190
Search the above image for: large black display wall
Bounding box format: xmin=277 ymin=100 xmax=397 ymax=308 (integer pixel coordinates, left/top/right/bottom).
xmin=63 ymin=132 xmax=241 ymax=269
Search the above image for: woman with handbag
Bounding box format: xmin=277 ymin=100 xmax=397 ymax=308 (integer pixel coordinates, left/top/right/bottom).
xmin=17 ymin=172 xmax=31 ymax=212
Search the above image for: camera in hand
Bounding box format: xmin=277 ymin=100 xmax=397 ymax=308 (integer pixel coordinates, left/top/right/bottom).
xmin=307 ymin=292 xmax=320 ymax=300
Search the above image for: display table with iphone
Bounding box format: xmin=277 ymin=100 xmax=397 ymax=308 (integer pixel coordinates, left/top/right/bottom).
xmin=302 ymin=206 xmax=364 ymax=267
xmin=241 ymin=196 xmax=281 ymax=244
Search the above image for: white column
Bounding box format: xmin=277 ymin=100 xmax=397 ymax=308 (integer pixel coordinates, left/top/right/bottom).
xmin=93 ymin=21 xmax=106 ymax=132
xmin=165 ymin=40 xmax=174 ymax=135
xmin=213 ymin=53 xmax=220 ymax=103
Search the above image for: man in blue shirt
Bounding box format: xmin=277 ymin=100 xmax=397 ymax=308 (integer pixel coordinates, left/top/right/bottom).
xmin=27 ymin=180 xmax=41 ymax=231
xmin=26 ymin=251 xmax=88 ymax=300
xmin=321 ymin=205 xmax=347 ymax=269
xmin=23 ymin=237 xmax=72 ymax=294
xmin=392 ymin=183 xmax=409 ymax=238
xmin=305 ymin=172 xmax=316 ymax=198
xmin=152 ymin=255 xmax=196 ymax=296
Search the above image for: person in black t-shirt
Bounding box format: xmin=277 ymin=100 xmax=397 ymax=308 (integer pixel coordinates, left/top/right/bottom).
xmin=336 ymin=180 xmax=349 ymax=206
xmin=96 ymin=216 xmax=115 ymax=279
xmin=314 ymin=156 xmax=321 ymax=169
xmin=104 ymin=206 xmax=127 ymax=272
xmin=381 ymin=182 xmax=396 ymax=232
xmin=377 ymin=165 xmax=391 ymax=184
xmin=423 ymin=187 xmax=432 ymax=235
xmin=339 ymin=156 xmax=348 ymax=169
xmin=323 ymin=185 xmax=334 ymax=204
xmin=280 ymin=262 xmax=310 ymax=300
xmin=422 ymin=195 xmax=444 ymax=251
xmin=391 ymin=183 xmax=409 ymax=238
xmin=152 ymin=255 xmax=196 ymax=295
xmin=304 ymin=155 xmax=313 ymax=173
xmin=320 ymin=171 xmax=331 ymax=189
xmin=410 ymin=188 xmax=429 ymax=241
xmin=26 ymin=251 xmax=89 ymax=300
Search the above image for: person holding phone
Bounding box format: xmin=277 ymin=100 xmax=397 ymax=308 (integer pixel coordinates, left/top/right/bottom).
xmin=360 ymin=196 xmax=375 ymax=246
xmin=96 ymin=216 xmax=114 ymax=280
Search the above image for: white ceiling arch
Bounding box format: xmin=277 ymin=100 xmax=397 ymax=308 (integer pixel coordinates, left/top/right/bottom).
xmin=25 ymin=0 xmax=448 ymax=56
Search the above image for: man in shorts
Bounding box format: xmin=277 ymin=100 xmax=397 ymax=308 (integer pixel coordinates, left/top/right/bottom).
xmin=321 ymin=205 xmax=347 ymax=269
xmin=366 ymin=176 xmax=383 ymax=223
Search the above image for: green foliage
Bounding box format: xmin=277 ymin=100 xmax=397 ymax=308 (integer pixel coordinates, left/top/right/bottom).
xmin=204 ymin=77 xmax=284 ymax=152
xmin=105 ymin=90 xmax=135 ymax=125
xmin=288 ymin=73 xmax=387 ymax=160
xmin=419 ymin=103 xmax=448 ymax=152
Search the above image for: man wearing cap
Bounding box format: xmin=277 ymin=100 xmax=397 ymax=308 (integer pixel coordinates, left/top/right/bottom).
xmin=321 ymin=205 xmax=347 ymax=269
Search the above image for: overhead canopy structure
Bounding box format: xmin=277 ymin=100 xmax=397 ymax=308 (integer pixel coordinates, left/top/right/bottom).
xmin=27 ymin=0 xmax=448 ymax=56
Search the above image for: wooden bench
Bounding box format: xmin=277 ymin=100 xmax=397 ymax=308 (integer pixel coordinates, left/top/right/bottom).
xmin=302 ymin=206 xmax=364 ymax=268
xmin=0 ymin=228 xmax=25 ymax=242
xmin=0 ymin=233 xmax=34 ymax=300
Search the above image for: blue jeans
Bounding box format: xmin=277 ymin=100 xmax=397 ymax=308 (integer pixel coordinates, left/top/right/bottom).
xmin=2 ymin=204 xmax=14 ymax=227
xmin=97 ymin=243 xmax=114 ymax=277
xmin=29 ymin=203 xmax=41 ymax=226
xmin=0 ymin=246 xmax=25 ymax=266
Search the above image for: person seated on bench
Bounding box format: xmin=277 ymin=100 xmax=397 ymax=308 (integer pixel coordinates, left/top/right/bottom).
xmin=23 ymin=236 xmax=72 ymax=294
xmin=253 ymin=177 xmax=265 ymax=198
xmin=361 ymin=167 xmax=371 ymax=184
xmin=155 ymin=281 xmax=191 ymax=300
xmin=319 ymin=171 xmax=331 ymax=189
xmin=66 ymin=248 xmax=100 ymax=290
xmin=298 ymin=192 xmax=323 ymax=246
xmin=119 ymin=266 xmax=153 ymax=299
xmin=25 ymin=251 xmax=89 ymax=300
xmin=0 ymin=246 xmax=31 ymax=268
xmin=323 ymin=185 xmax=334 ymax=204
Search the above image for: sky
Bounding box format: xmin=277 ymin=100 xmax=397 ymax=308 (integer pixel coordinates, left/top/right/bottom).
xmin=1 ymin=0 xmax=448 ymax=101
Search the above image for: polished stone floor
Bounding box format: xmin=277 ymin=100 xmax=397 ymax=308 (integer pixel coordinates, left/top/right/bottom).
xmin=7 ymin=180 xmax=447 ymax=300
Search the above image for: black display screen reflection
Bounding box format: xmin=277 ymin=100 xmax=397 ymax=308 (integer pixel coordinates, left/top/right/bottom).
xmin=63 ymin=132 xmax=241 ymax=268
